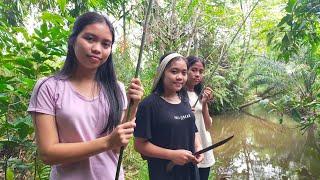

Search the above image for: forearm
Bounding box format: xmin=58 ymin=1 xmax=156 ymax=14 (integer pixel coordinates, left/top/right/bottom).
xmin=38 ymin=136 xmax=111 ymax=165
xmin=202 ymin=103 xmax=212 ymax=130
xmin=134 ymin=140 xmax=173 ymax=160
xmin=195 ymin=133 xmax=203 ymax=152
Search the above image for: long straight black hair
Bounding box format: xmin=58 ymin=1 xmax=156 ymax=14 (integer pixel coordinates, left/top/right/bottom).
xmin=153 ymin=52 xmax=189 ymax=104
xmin=186 ymin=56 xmax=206 ymax=96
xmin=56 ymin=12 xmax=123 ymax=133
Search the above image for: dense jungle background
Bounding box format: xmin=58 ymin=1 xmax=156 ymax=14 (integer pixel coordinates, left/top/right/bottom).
xmin=0 ymin=0 xmax=319 ymax=179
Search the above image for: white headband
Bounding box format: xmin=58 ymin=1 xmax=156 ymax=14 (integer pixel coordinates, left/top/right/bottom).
xmin=152 ymin=53 xmax=183 ymax=91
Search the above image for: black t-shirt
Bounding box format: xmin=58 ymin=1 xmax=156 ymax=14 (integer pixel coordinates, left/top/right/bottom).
xmin=134 ymin=93 xmax=199 ymax=180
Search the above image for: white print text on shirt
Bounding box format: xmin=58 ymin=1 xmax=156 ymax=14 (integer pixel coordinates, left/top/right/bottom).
xmin=174 ymin=114 xmax=191 ymax=121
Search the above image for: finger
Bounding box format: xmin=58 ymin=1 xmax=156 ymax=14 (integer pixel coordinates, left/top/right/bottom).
xmin=185 ymin=153 xmax=195 ymax=159
xmin=120 ymin=122 xmax=136 ymax=129
xmin=204 ymin=89 xmax=212 ymax=96
xmin=130 ymin=81 xmax=142 ymax=89
xmin=123 ymin=134 xmax=134 ymax=140
xmin=195 ymin=154 xmax=203 ymax=163
xmin=202 ymin=93 xmax=209 ymax=100
xmin=186 ymin=150 xmax=192 ymax=155
xmin=127 ymin=93 xmax=142 ymax=100
xmin=130 ymin=117 xmax=136 ymax=122
xmin=205 ymin=86 xmax=213 ymax=92
xmin=128 ymin=88 xmax=144 ymax=98
xmin=121 ymin=128 xmax=135 ymax=134
xmin=131 ymin=78 xmax=142 ymax=86
xmin=128 ymin=79 xmax=143 ymax=90
xmin=127 ymin=88 xmax=143 ymax=96
xmin=203 ymin=91 xmax=209 ymax=97
xmin=128 ymin=95 xmax=142 ymax=101
xmin=188 ymin=155 xmax=197 ymax=163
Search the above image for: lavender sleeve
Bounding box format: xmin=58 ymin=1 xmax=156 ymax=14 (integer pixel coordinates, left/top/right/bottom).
xmin=27 ymin=77 xmax=56 ymax=116
xmin=117 ymin=81 xmax=128 ymax=110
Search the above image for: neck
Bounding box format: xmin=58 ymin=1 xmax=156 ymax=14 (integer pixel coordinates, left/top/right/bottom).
xmin=162 ymin=93 xmax=179 ymax=99
xmin=68 ymin=69 xmax=101 ymax=100
xmin=185 ymin=82 xmax=195 ymax=92
xmin=161 ymin=91 xmax=180 ymax=104
xmin=72 ymin=68 xmax=97 ymax=82
xmin=162 ymin=90 xmax=178 ymax=99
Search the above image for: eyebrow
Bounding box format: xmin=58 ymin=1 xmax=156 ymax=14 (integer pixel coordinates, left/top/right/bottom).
xmin=171 ymin=67 xmax=187 ymax=70
xmin=83 ymin=32 xmax=112 ymax=43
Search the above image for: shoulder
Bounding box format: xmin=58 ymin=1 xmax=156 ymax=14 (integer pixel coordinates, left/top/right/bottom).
xmin=117 ymin=81 xmax=125 ymax=89
xmin=187 ymin=91 xmax=198 ymax=101
xmin=116 ymin=81 xmax=127 ymax=98
xmin=34 ymin=76 xmax=58 ymax=90
xmin=116 ymin=81 xmax=126 ymax=93
xmin=33 ymin=76 xmax=67 ymax=95
xmin=139 ymin=93 xmax=158 ymax=107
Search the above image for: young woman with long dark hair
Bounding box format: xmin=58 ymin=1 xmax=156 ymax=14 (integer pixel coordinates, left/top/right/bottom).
xmin=28 ymin=12 xmax=143 ymax=180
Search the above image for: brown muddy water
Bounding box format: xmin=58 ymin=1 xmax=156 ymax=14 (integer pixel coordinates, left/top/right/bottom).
xmin=209 ymin=107 xmax=320 ymax=180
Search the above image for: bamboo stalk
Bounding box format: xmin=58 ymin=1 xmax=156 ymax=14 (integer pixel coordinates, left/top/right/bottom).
xmin=114 ymin=0 xmax=153 ymax=179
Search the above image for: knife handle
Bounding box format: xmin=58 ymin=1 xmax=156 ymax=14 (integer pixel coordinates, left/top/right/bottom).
xmin=166 ymin=161 xmax=175 ymax=172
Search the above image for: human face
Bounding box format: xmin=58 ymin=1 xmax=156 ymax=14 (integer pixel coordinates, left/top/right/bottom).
xmin=187 ymin=61 xmax=204 ymax=87
xmin=162 ymin=59 xmax=188 ymax=95
xmin=74 ymin=22 xmax=113 ymax=71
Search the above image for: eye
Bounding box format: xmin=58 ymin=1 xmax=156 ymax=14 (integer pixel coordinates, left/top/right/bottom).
xmin=102 ymin=42 xmax=112 ymax=49
xmin=171 ymin=69 xmax=178 ymax=74
xmin=84 ymin=34 xmax=95 ymax=42
xmin=182 ymin=71 xmax=187 ymax=76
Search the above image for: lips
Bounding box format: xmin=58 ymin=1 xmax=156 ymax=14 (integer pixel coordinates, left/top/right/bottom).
xmin=173 ymin=82 xmax=184 ymax=87
xmin=87 ymin=55 xmax=101 ymax=62
xmin=194 ymin=79 xmax=200 ymax=83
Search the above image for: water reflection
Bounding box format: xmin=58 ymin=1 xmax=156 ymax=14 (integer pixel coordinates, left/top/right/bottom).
xmin=210 ymin=110 xmax=320 ymax=179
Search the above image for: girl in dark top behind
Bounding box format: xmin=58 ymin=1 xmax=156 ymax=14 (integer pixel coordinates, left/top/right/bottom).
xmin=134 ymin=52 xmax=204 ymax=180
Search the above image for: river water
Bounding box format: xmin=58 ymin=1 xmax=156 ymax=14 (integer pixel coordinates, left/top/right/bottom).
xmin=209 ymin=107 xmax=320 ymax=179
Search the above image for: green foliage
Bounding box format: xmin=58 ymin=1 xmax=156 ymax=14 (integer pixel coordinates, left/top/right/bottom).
xmin=0 ymin=7 xmax=71 ymax=178
xmin=269 ymin=0 xmax=320 ymax=61
xmin=123 ymin=139 xmax=149 ymax=180
xmin=0 ymin=0 xmax=320 ymax=179
xmin=246 ymin=58 xmax=290 ymax=93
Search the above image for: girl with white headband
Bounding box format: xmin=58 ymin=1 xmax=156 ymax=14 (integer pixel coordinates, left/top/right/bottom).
xmin=134 ymin=52 xmax=203 ymax=180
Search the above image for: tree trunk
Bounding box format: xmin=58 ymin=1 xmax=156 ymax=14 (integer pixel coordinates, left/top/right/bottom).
xmin=239 ymin=91 xmax=282 ymax=109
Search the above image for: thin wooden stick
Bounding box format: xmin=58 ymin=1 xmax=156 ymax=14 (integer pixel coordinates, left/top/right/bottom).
xmin=115 ymin=0 xmax=153 ymax=179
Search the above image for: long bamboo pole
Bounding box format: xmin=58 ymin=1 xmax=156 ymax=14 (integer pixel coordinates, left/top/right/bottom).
xmin=114 ymin=0 xmax=153 ymax=179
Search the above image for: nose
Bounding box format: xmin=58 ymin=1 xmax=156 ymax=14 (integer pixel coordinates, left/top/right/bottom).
xmin=91 ymin=43 xmax=102 ymax=54
xmin=194 ymin=71 xmax=200 ymax=77
xmin=176 ymin=73 xmax=183 ymax=80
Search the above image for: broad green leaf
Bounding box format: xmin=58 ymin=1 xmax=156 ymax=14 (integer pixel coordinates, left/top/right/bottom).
xmin=277 ymin=14 xmax=292 ymax=27
xmin=15 ymin=121 xmax=34 ymax=139
xmin=6 ymin=84 xmax=14 ymax=91
xmin=6 ymin=167 xmax=14 ymax=180
xmin=291 ymin=108 xmax=301 ymax=122
xmin=35 ymin=44 xmax=48 ymax=54
xmin=57 ymin=0 xmax=67 ymax=12
xmin=285 ymin=0 xmax=297 ymax=13
xmin=41 ymin=12 xmax=64 ymax=25
xmin=0 ymin=140 xmax=19 ymax=149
